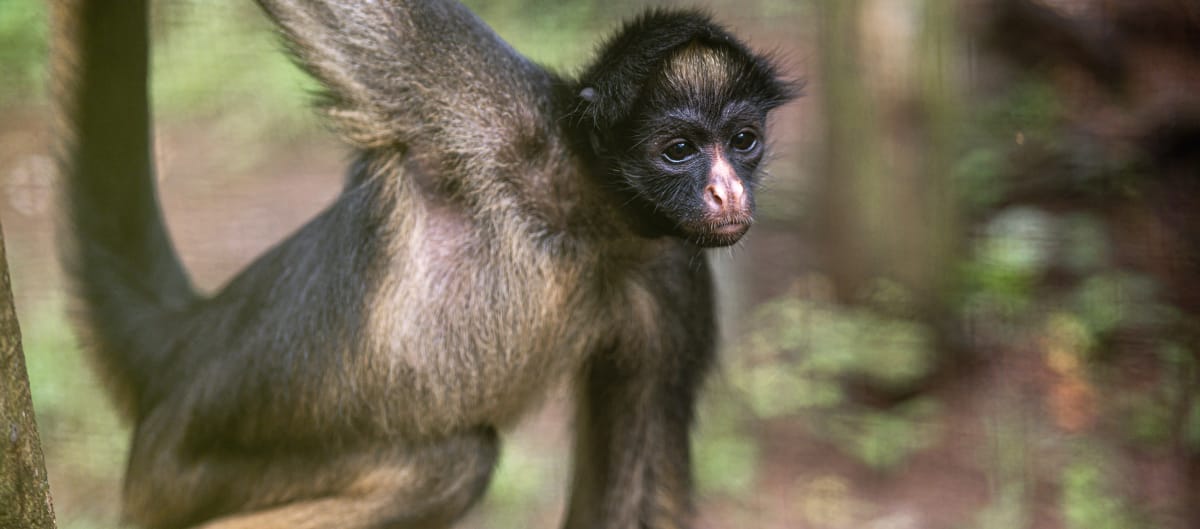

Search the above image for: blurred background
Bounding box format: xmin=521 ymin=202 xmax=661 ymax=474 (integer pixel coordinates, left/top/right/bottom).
xmin=2 ymin=0 xmax=1199 ymax=527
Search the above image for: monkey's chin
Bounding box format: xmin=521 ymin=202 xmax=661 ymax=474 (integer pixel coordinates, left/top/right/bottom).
xmin=687 ymin=221 xmax=751 ymax=248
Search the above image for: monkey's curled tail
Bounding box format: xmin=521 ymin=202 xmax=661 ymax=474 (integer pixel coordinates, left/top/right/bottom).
xmin=53 ymin=0 xmax=197 ymax=419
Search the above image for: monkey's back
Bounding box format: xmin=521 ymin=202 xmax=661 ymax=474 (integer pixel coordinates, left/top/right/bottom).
xmin=129 ymin=157 xmax=698 ymax=446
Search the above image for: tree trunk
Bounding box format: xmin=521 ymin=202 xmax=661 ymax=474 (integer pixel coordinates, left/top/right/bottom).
xmin=0 ymin=217 xmax=57 ymax=529
xmin=815 ymin=0 xmax=962 ymax=305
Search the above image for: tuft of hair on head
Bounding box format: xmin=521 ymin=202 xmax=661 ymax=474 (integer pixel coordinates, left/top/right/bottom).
xmin=573 ymin=9 xmax=798 ymax=132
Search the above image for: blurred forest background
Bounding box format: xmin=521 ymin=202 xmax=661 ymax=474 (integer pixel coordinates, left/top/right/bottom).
xmin=2 ymin=0 xmax=1199 ymax=528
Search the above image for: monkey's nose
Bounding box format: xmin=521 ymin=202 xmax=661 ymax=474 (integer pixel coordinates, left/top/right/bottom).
xmin=704 ymin=151 xmax=747 ymax=214
xmin=704 ymin=176 xmax=745 ymax=214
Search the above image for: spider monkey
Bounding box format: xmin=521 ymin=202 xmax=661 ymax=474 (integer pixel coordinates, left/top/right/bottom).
xmin=52 ymin=0 xmax=795 ymax=527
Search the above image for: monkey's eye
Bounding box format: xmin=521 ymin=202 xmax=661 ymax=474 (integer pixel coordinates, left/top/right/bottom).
xmin=662 ymin=141 xmax=698 ymax=163
xmin=730 ymin=131 xmax=759 ymax=152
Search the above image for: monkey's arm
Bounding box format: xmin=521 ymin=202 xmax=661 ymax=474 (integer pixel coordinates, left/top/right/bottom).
xmin=564 ymin=252 xmax=717 ymax=529
xmin=255 ymin=0 xmax=560 ymax=179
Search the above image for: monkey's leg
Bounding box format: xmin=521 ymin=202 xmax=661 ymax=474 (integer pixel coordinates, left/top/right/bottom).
xmin=130 ymin=427 xmax=498 ymax=529
xmin=562 ymin=341 xmax=711 ymax=529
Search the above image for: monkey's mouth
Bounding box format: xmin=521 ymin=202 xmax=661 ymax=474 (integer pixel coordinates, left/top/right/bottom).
xmin=687 ymin=219 xmax=752 ymax=247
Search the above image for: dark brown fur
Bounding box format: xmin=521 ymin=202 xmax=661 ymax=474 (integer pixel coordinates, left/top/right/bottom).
xmin=53 ymin=1 xmax=792 ymax=528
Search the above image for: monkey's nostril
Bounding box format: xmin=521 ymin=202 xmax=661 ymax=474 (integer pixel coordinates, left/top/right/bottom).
xmin=705 ymin=184 xmax=726 ymax=208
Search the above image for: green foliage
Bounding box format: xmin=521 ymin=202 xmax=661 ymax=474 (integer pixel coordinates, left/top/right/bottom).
xmin=151 ymin=0 xmax=321 ymax=150
xmin=694 ymin=395 xmax=759 ymax=497
xmin=1185 ymin=396 xmax=1200 ymax=451
xmin=463 ymin=0 xmax=599 ymax=71
xmin=961 ymin=207 xmax=1055 ymax=312
xmin=1071 ymin=272 xmax=1168 ymax=337
xmin=733 ymin=281 xmax=941 ymax=471
xmin=1117 ymin=392 xmax=1173 ymax=445
xmin=818 ymin=399 xmax=939 ymax=471
xmin=955 ymin=208 xmax=1172 ymax=348
xmin=976 ymin=79 xmax=1062 ymax=148
xmin=21 ymin=300 xmax=126 ymax=481
xmin=475 ymin=443 xmax=559 ymax=529
xmin=973 ymin=412 xmax=1033 ymax=529
xmin=953 ymin=79 xmax=1066 ymax=213
xmin=1114 ymin=342 xmax=1198 ymax=447
xmin=0 ymin=0 xmax=47 ymax=104
xmin=1061 ymin=447 xmax=1147 ymax=529
xmin=739 ymin=284 xmax=938 ymax=404
xmin=953 ymin=147 xmax=1006 ymax=211
xmin=1058 ymin=214 xmax=1110 ymax=273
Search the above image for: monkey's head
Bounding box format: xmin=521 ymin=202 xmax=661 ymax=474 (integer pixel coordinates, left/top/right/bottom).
xmin=574 ymin=10 xmax=796 ymax=247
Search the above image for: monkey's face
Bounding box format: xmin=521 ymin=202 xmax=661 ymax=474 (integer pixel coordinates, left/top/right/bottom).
xmin=579 ymin=39 xmax=794 ymax=247
xmin=614 ymin=100 xmax=767 ymax=247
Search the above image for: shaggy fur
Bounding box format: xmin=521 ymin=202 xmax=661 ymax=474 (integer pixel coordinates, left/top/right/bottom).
xmin=54 ymin=1 xmax=794 ymax=528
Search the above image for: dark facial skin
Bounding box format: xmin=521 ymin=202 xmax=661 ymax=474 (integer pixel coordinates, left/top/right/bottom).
xmin=574 ymin=16 xmax=794 ymax=249
xmin=600 ymin=94 xmax=773 ymax=248
xmin=631 ymin=99 xmax=769 ymax=247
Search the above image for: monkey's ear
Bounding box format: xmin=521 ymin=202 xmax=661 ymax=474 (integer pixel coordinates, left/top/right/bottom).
xmin=256 ymin=0 xmax=557 ymax=172
xmin=576 ymin=87 xmax=605 ymax=123
xmin=574 ymin=83 xmax=635 ymax=132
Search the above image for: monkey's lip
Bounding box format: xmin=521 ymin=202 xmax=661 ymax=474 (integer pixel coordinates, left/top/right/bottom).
xmin=689 ymin=220 xmax=751 ymax=247
xmin=711 ymin=221 xmax=751 ymax=236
